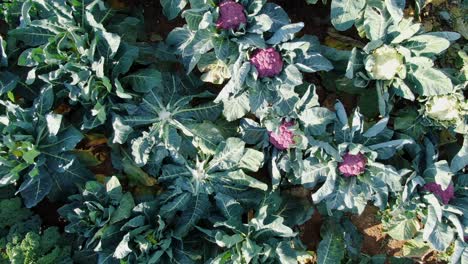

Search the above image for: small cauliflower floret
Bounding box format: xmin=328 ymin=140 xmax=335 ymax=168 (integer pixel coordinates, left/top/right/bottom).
xmin=338 ymin=152 xmax=367 ymax=177
xmin=425 ymin=95 xmax=460 ymax=122
xmin=268 ymin=121 xmax=295 ymax=150
xmin=216 ymin=0 xmax=247 ymax=30
xmin=250 ymin=48 xmax=284 ymax=78
xmin=365 ymin=45 xmax=404 ymax=80
xmin=423 ymin=183 xmax=455 ymax=205
xmin=158 ymin=110 xmax=171 ymax=121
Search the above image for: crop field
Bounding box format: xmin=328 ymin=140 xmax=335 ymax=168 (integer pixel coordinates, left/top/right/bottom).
xmin=0 ymin=0 xmax=467 ymax=263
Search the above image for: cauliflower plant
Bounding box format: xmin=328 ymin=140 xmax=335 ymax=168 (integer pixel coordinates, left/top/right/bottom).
xmin=268 ymin=120 xmax=295 ymax=150
xmin=338 ymin=152 xmax=367 ymax=177
xmin=250 ymin=47 xmax=284 ymax=78
xmin=364 ymin=45 xmax=405 ymax=80
xmin=344 ymin=17 xmax=460 ymax=117
xmin=216 ymin=0 xmax=247 ymax=30
xmin=425 ymin=95 xmax=461 ymax=122
xmin=423 ymin=91 xmax=468 ymax=134
xmin=423 ymin=182 xmax=455 ymax=205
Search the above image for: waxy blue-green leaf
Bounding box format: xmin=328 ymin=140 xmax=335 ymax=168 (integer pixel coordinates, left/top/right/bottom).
xmin=386 ymin=217 xmax=419 ymax=241
xmin=330 ymin=0 xmax=366 ymax=31
xmin=266 ymin=22 xmax=304 ymax=45
xmin=451 ymin=136 xmax=468 ymax=173
xmin=17 ymin=168 xmax=52 ymax=208
xmin=259 ymin=3 xmax=290 ymax=32
xmin=208 ymin=138 xmax=246 ymax=173
xmin=299 ymin=107 xmax=335 ymax=136
xmin=0 ymin=36 xmax=7 ymax=67
xmin=161 ymin=0 xmax=188 ymax=20
xmin=122 ymin=68 xmax=162 ymax=93
xmin=0 ymin=72 xmax=18 ymax=95
xmin=222 ymin=93 xmax=250 ymax=121
xmin=235 ymin=33 xmax=266 ymax=48
xmin=214 ymin=193 xmax=243 ymax=221
xmin=317 ymin=220 xmax=345 ymax=264
xmin=408 ymin=67 xmax=453 ymax=96
xmin=174 ymin=193 xmax=210 ymax=237
xmin=9 ymin=26 xmax=55 ymax=46
xmin=311 ymin=163 xmax=337 ymax=204
xmin=385 ymin=0 xmax=405 ymax=24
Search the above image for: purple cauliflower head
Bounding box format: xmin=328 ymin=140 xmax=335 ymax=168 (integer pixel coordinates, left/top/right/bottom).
xmin=338 ymin=152 xmax=367 ymax=177
xmin=250 ymin=48 xmax=284 ymax=78
xmin=423 ymin=183 xmax=455 ymax=205
xmin=216 ymin=0 xmax=247 ymax=30
xmin=268 ymin=120 xmax=295 ymax=150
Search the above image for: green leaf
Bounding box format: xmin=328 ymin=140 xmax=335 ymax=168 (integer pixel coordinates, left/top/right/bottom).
xmin=174 ymin=193 xmax=209 ymax=236
xmin=45 ymin=113 xmax=63 ymax=137
xmin=214 ymin=193 xmax=243 ymax=220
xmin=296 ymin=52 xmax=334 ymax=73
xmin=266 ymin=22 xmax=304 ymax=45
xmin=241 ymin=238 xmax=262 ymax=263
xmin=113 ymin=233 xmax=132 ymax=259
xmin=259 ymin=3 xmax=290 ymax=32
xmin=161 ymin=0 xmax=188 ymax=20
xmin=215 ymin=232 xmax=244 ymax=248
xmin=9 ymin=27 xmax=54 ymax=46
xmin=216 ymin=170 xmax=268 ymax=191
xmin=122 ymin=68 xmax=162 ymax=93
xmin=110 ymin=192 xmax=135 ymax=224
xmin=41 ymin=126 xmax=83 ymax=154
xmin=106 ymin=176 xmax=123 ymax=202
xmin=386 ymin=218 xmax=419 ymax=240
xmin=427 ymin=222 xmax=454 ymax=251
xmin=317 ymin=221 xmax=345 ymax=264
xmin=298 ymin=160 xmax=329 ymax=185
xmin=363 ymin=3 xmax=391 ymax=41
xmin=404 ymin=33 xmax=454 ymax=56
xmin=299 ymin=107 xmax=335 ymax=136
xmin=424 ymin=160 xmax=452 ymax=190
xmin=451 ymin=136 xmax=468 ymax=173
xmin=408 ymin=67 xmax=453 ymax=96
xmin=276 ymin=241 xmax=297 ymax=264
xmin=239 ymin=118 xmax=266 ymax=145
xmin=0 ymin=36 xmax=7 ymax=67
xmin=331 ymin=0 xmax=366 ymax=31
xmin=208 ymin=138 xmax=245 ymax=173
xmin=385 ymin=0 xmax=405 ymax=23
xmin=160 ymin=191 xmax=191 ymax=218
xmin=222 ymin=93 xmax=250 ymax=121
xmin=131 ymin=132 xmax=156 ymax=166
xmin=392 ymin=78 xmax=415 ymax=101
xmin=345 ymin=48 xmax=362 ymax=78
xmin=187 ymin=121 xmax=225 ymax=155
xmin=183 ymin=8 xmax=207 ymax=30
xmin=235 ymin=33 xmax=266 ymax=48
xmin=18 ymin=169 xmax=52 ymax=208
xmin=112 ymin=116 xmax=133 ymax=144
xmin=48 ymin=156 xmax=94 ymax=201
xmin=96 ymin=31 xmax=121 ymax=59
xmin=250 ymin=14 xmax=273 ymax=34
xmin=239 ymin=149 xmax=264 ymax=172
xmin=390 ymin=18 xmax=422 ymax=44
xmin=363 ymin=117 xmax=388 ymax=137
xmin=112 ymin=44 xmax=139 ymax=78
xmin=311 ymin=163 xmax=337 ymax=203
xmin=0 ymin=72 xmax=19 ymax=95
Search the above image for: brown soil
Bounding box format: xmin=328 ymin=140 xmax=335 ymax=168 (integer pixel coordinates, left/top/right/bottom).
xmin=350 ymin=206 xmax=405 ymax=257
xmin=300 ymin=210 xmax=323 ymax=251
